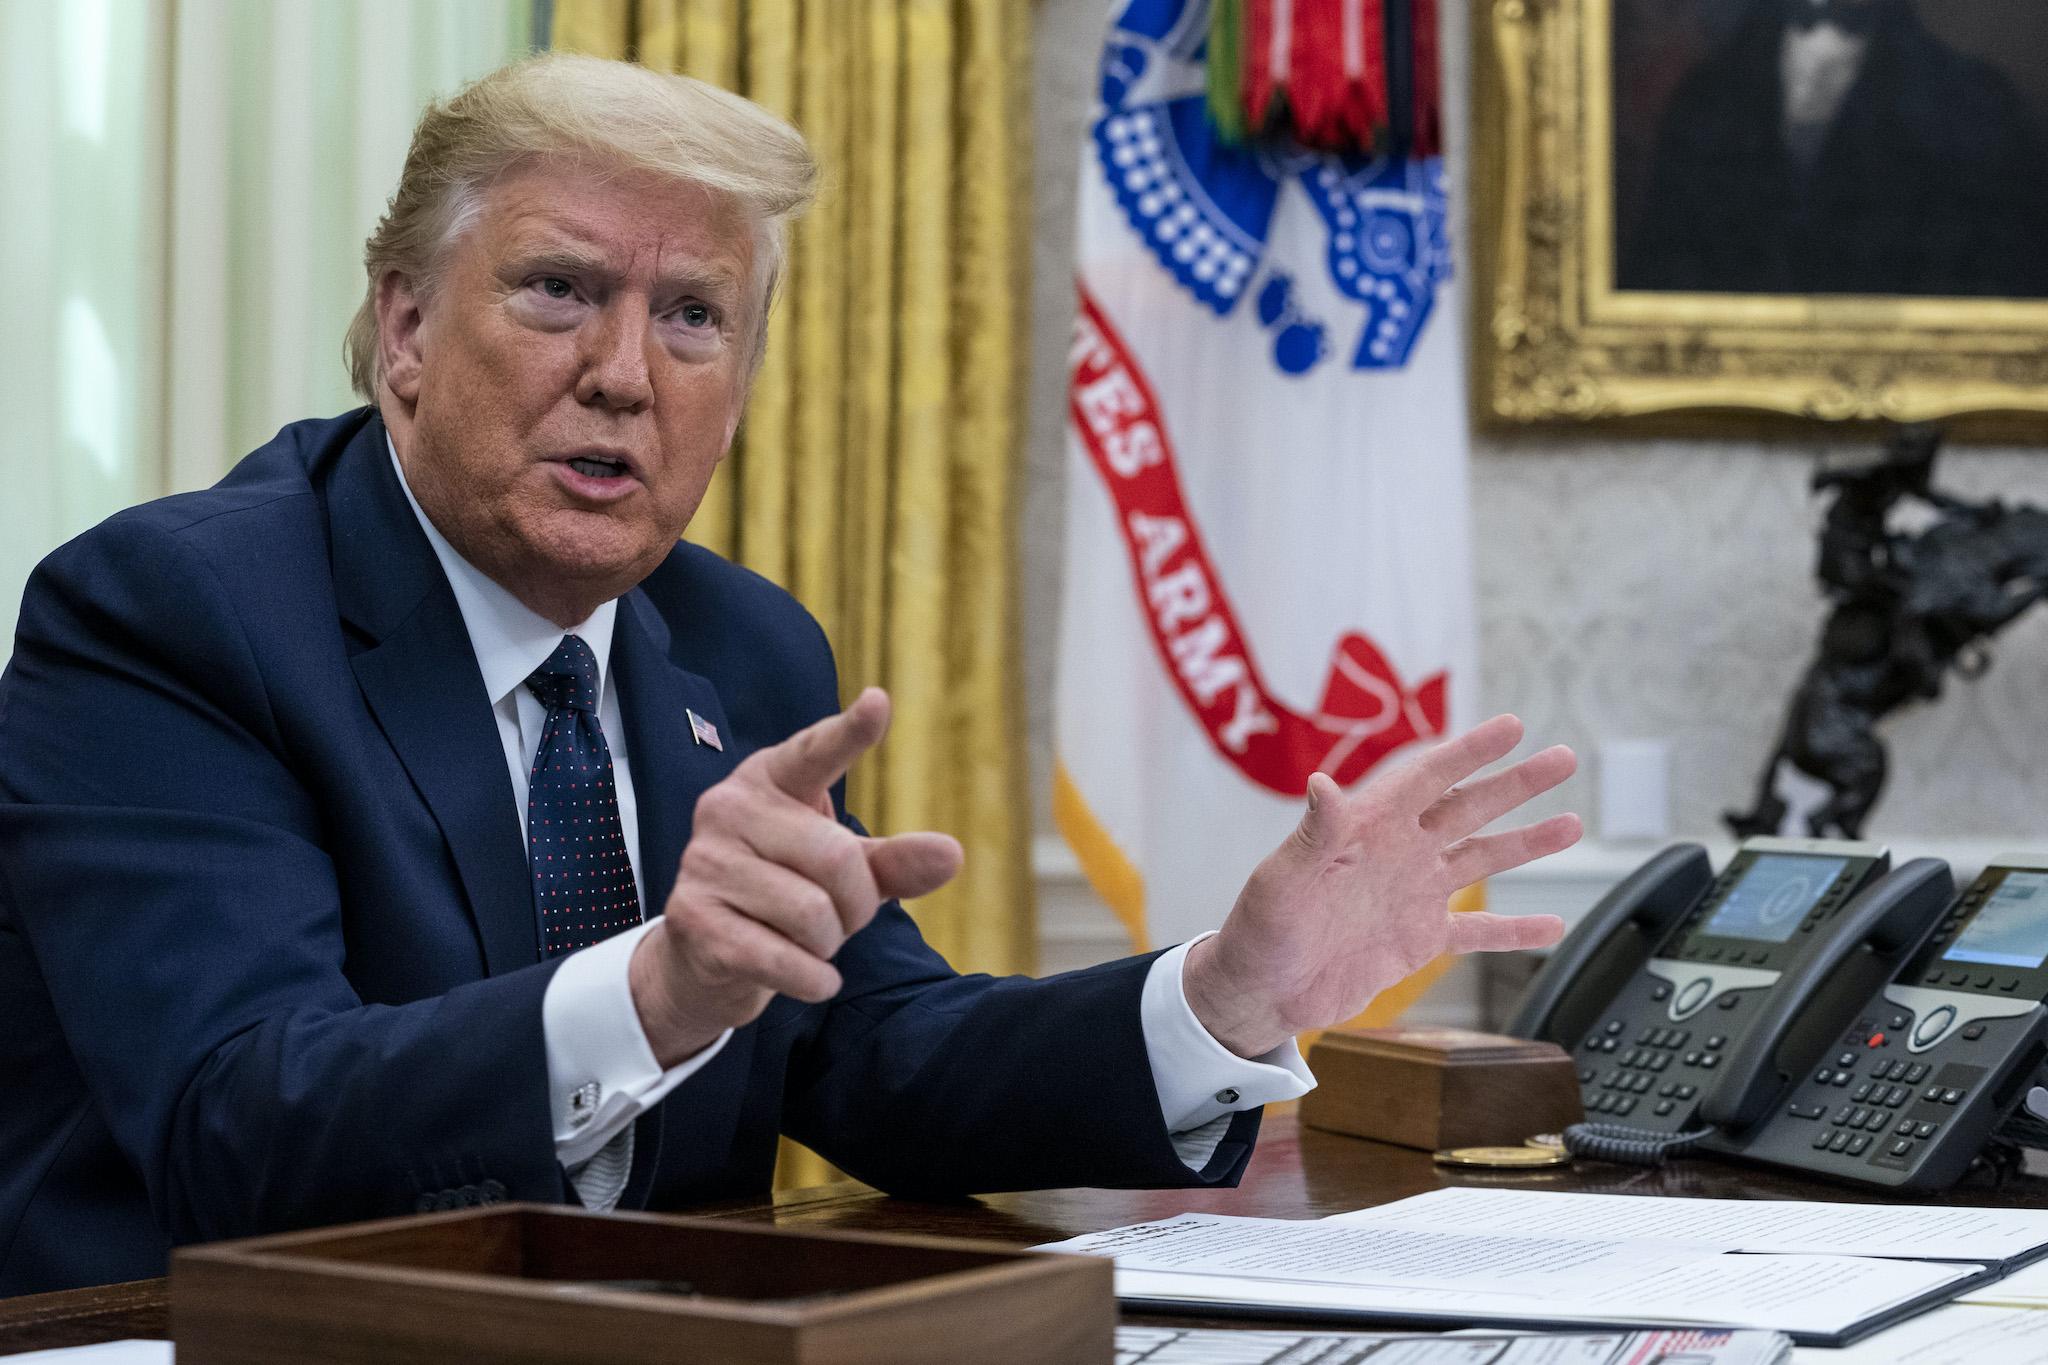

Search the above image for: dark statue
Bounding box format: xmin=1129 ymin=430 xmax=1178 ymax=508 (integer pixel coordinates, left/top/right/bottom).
xmin=1726 ymin=426 xmax=2048 ymax=840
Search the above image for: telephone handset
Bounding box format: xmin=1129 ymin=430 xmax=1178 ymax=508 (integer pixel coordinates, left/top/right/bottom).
xmin=1504 ymin=837 xmax=1933 ymax=1151
xmin=1707 ymin=855 xmax=2048 ymax=1189
xmin=1506 ymin=843 xmax=1714 ymax=1050
xmin=1698 ymin=857 xmax=1953 ymax=1133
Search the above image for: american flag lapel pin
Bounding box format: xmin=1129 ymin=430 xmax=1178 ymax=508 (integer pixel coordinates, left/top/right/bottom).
xmin=687 ymin=708 xmax=723 ymax=751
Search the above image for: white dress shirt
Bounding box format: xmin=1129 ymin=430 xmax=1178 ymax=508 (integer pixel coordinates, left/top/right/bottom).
xmin=387 ymin=439 xmax=1312 ymax=1208
xmin=1781 ymin=15 xmax=1869 ymax=173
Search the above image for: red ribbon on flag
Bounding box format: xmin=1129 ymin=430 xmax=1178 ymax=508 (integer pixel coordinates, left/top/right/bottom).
xmin=1068 ymin=286 xmax=1447 ymax=796
xmin=1215 ymin=0 xmax=1440 ymax=158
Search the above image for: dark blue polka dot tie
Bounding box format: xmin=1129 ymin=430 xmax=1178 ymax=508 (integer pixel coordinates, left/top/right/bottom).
xmin=525 ymin=634 xmax=641 ymax=959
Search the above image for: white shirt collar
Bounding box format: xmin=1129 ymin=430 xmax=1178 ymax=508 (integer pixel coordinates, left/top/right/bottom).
xmin=386 ymin=433 xmax=617 ymax=708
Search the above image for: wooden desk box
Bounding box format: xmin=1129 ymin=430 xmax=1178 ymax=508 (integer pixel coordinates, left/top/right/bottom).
xmin=1300 ymin=1026 xmax=1584 ymax=1151
xmin=170 ymin=1204 xmax=1112 ymax=1365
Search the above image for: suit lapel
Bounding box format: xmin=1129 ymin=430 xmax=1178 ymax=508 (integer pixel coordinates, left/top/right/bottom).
xmin=609 ymin=586 xmax=750 ymax=1206
xmin=329 ymin=419 xmax=539 ymax=975
xmin=610 ymin=588 xmax=742 ymax=916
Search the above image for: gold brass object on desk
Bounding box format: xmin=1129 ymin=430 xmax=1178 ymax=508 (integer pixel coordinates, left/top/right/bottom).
xmin=170 ymin=1204 xmax=1113 ymax=1364
xmin=1301 ymin=1026 xmax=1585 ymax=1152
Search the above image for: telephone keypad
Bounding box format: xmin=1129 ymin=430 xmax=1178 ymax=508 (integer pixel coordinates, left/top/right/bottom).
xmin=1582 ymin=1015 xmax=1725 ymax=1126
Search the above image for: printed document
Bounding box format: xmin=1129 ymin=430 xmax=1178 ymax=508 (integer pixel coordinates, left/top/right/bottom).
xmin=1790 ymin=1304 xmax=2048 ymax=1364
xmin=1117 ymin=1325 xmax=1791 ymax=1364
xmin=1041 ymin=1209 xmax=1981 ymax=1341
xmin=1962 ymin=1255 xmax=2048 ymax=1307
xmin=0 ymin=1345 xmax=172 ymax=1364
xmin=1335 ymin=1188 xmax=2048 ymax=1263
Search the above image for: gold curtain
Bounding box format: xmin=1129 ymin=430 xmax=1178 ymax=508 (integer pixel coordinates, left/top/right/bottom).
xmin=551 ymin=0 xmax=1035 ymax=1189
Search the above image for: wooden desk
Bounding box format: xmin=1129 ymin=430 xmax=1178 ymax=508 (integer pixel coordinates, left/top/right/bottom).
xmin=9 ymin=1109 xmax=2048 ymax=1356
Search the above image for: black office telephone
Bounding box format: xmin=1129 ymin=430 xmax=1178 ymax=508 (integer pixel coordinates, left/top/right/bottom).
xmin=1506 ymin=836 xmax=1953 ymax=1158
xmin=1704 ymin=854 xmax=2048 ymax=1188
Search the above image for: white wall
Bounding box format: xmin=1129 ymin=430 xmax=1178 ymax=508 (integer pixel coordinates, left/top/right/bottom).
xmin=1026 ymin=0 xmax=2048 ymax=1021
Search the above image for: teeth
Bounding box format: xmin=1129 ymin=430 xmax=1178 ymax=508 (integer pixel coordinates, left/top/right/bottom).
xmin=568 ymin=457 xmax=624 ymax=479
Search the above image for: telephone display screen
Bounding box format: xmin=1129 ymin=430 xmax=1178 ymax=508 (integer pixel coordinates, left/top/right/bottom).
xmin=1703 ymin=854 xmax=1848 ymax=944
xmin=1945 ymin=871 xmax=2048 ymax=969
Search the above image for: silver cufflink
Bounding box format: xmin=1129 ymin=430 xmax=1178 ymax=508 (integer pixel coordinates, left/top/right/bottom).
xmin=569 ymin=1081 xmax=602 ymax=1128
xmin=1215 ymin=1088 xmax=1240 ymax=1105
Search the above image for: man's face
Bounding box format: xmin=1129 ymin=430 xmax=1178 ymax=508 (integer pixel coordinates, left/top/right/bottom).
xmin=381 ymin=161 xmax=757 ymax=623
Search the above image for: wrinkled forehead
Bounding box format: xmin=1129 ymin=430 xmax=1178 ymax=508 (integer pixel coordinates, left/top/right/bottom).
xmin=471 ymin=161 xmax=760 ymax=290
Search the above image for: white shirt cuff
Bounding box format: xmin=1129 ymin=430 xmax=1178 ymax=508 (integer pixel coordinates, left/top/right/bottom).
xmin=542 ymin=918 xmax=733 ymax=1168
xmin=1141 ymin=932 xmax=1316 ymax=1149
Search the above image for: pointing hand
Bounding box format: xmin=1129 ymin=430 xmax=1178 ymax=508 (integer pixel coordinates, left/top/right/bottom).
xmin=630 ymin=688 xmax=962 ymax=1065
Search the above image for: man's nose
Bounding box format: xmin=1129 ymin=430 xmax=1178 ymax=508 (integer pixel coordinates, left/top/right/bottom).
xmin=575 ymin=301 xmax=655 ymax=412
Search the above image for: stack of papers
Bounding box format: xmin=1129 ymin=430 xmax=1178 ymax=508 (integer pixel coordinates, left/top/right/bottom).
xmin=1041 ymin=1188 xmax=2048 ymax=1346
xmin=1788 ymin=1304 xmax=2048 ymax=1363
xmin=1118 ymin=1325 xmax=1791 ymax=1364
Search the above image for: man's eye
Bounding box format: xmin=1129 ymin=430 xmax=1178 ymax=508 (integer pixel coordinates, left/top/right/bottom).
xmin=678 ymin=302 xmax=714 ymax=328
xmin=536 ymin=277 xmax=574 ymax=300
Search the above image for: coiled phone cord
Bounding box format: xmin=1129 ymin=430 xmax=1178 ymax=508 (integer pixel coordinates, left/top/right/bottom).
xmin=1998 ymin=1103 xmax=2048 ymax=1153
xmin=1562 ymin=1122 xmax=1717 ymax=1165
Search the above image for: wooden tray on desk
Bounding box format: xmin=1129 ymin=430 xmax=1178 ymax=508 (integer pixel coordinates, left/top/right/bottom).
xmin=169 ymin=1204 xmax=1112 ymax=1365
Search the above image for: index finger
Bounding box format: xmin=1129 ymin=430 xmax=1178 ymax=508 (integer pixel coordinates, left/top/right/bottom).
xmin=755 ymin=687 xmax=891 ymax=801
xmin=1386 ymin=714 xmax=1525 ymax=810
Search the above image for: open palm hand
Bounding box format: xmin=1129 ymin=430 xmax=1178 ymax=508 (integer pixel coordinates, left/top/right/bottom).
xmin=1184 ymin=715 xmax=1580 ymax=1058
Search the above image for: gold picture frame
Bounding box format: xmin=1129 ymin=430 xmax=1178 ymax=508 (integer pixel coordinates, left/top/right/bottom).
xmin=1470 ymin=0 xmax=2048 ymax=436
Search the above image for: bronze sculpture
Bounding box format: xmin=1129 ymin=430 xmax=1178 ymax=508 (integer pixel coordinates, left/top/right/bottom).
xmin=1726 ymin=425 xmax=2048 ymax=840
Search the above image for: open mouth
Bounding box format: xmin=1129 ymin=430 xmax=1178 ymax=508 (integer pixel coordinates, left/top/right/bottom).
xmin=566 ymin=455 xmax=631 ymax=480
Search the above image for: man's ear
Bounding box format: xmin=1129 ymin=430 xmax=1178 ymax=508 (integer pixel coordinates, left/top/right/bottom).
xmin=375 ymin=271 xmax=428 ymax=403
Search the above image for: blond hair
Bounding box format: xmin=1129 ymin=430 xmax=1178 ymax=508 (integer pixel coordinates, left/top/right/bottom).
xmin=345 ymin=52 xmax=817 ymax=399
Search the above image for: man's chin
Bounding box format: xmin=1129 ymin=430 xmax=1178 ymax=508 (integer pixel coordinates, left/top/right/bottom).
xmin=540 ymin=527 xmax=670 ymax=587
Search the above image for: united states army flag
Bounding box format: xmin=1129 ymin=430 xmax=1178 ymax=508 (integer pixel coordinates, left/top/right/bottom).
xmin=1053 ymin=0 xmax=1480 ymax=1005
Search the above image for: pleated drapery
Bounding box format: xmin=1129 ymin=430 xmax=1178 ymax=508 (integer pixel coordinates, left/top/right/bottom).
xmin=0 ymin=0 xmax=529 ymax=658
xmin=551 ymin=0 xmax=1037 ymax=1188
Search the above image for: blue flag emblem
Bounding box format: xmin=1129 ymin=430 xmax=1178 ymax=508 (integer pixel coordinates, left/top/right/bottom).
xmin=1095 ymin=0 xmax=1451 ymax=376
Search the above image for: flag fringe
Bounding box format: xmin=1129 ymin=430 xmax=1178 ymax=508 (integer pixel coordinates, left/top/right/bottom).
xmin=1052 ymin=760 xmax=1152 ymax=955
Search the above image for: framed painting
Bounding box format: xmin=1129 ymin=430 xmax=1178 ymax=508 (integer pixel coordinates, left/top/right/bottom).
xmin=1472 ymin=0 xmax=2048 ymax=434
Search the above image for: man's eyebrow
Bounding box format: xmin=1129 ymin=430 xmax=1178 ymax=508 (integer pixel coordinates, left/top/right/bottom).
xmin=651 ymin=262 xmax=744 ymax=300
xmin=499 ymin=237 xmax=743 ymax=300
xmin=501 ymin=239 xmax=613 ymax=276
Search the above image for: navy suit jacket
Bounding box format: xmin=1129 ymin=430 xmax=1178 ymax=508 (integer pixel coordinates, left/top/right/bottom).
xmin=0 ymin=409 xmax=1258 ymax=1296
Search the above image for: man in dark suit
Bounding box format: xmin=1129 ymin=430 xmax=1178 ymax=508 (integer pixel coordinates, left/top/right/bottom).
xmin=0 ymin=54 xmax=1579 ymax=1295
xmin=1623 ymin=0 xmax=2048 ymax=297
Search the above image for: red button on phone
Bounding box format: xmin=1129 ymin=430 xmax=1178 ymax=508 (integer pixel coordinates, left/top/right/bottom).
xmin=1868 ymin=1033 xmax=1885 ymax=1047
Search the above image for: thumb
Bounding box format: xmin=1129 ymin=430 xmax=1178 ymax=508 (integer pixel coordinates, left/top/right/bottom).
xmin=1288 ymin=772 xmax=1345 ymax=854
xmin=866 ymin=830 xmax=964 ymax=902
